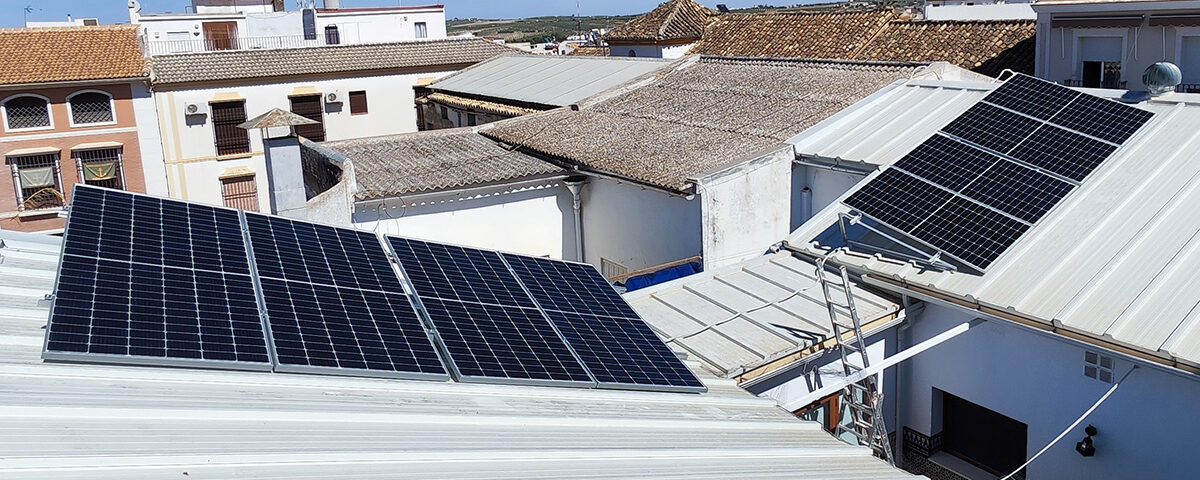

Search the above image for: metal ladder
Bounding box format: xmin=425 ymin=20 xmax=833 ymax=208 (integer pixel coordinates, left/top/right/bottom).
xmin=815 ymin=256 xmax=894 ymax=465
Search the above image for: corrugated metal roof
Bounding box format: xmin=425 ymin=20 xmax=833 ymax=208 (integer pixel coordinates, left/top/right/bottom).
xmin=429 ymin=55 xmax=671 ymax=107
xmin=0 ymin=229 xmax=917 ymax=479
xmin=787 ymin=78 xmax=1200 ymax=373
xmin=624 ymin=251 xmax=901 ymax=380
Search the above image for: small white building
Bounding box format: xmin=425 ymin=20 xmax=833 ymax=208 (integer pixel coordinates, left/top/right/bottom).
xmin=603 ymin=0 xmax=714 ymax=58
xmin=788 ymin=74 xmax=1200 ymax=478
xmin=923 ymin=0 xmax=1036 ymax=21
xmin=131 ymin=0 xmax=447 ymax=56
xmin=147 ymin=37 xmax=512 ymax=213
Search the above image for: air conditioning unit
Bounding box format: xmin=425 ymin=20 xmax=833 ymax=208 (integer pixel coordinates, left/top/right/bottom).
xmin=325 ymin=90 xmax=344 ymax=104
xmin=183 ymin=102 xmax=203 ymax=115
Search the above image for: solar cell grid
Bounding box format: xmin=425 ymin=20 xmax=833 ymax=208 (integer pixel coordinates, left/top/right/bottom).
xmin=941 ymin=103 xmax=1042 ymax=154
xmin=912 ymin=196 xmax=1031 ymax=270
xmin=983 ymin=74 xmax=1079 ymax=120
xmin=502 ymin=254 xmax=639 ymax=318
xmin=961 ymin=160 xmax=1075 ymax=223
xmin=844 ymin=168 xmax=954 ymax=233
xmin=388 ymin=236 xmax=536 ymax=308
xmin=547 ymin=310 xmax=706 ymax=389
xmin=245 ymin=213 xmax=402 ymax=292
xmin=1050 ymin=94 xmax=1155 ymax=144
xmin=893 ymin=135 xmax=1000 ymax=192
xmin=1008 ymin=124 xmax=1118 ymax=182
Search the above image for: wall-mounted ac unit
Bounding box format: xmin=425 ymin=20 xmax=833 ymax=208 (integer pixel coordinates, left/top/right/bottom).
xmin=325 ymin=90 xmax=344 ymax=104
xmin=183 ymin=102 xmax=203 ymax=115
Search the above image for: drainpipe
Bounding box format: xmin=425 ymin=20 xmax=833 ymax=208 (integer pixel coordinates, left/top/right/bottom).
xmin=800 ymin=187 xmax=813 ymax=223
xmin=565 ymin=175 xmax=588 ymax=262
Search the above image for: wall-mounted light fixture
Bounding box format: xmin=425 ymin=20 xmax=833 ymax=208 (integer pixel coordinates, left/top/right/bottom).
xmin=1075 ymin=424 xmax=1097 ymax=457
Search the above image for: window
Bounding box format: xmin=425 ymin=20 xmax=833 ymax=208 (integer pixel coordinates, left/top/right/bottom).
xmin=68 ymin=91 xmax=115 ymax=126
xmin=414 ymin=22 xmax=428 ymax=39
xmin=440 ymin=105 xmax=448 ymax=120
xmin=3 ymin=95 xmax=51 ymax=131
xmin=349 ymin=90 xmax=368 ymax=115
xmin=7 ymin=153 xmax=64 ymax=210
xmin=467 ymin=113 xmax=477 ymax=126
xmin=289 ymin=95 xmax=326 ymax=142
xmin=211 ymin=100 xmax=251 ymax=156
xmin=1079 ymin=36 xmax=1123 ymax=88
xmin=1181 ymin=36 xmax=1200 ymax=90
xmin=221 ymin=174 xmax=259 ymax=211
xmin=794 ymin=393 xmax=840 ymax=434
xmin=939 ymin=391 xmax=1027 ymax=477
xmin=302 ymin=9 xmax=317 ymax=40
xmin=324 ymin=25 xmax=340 ymax=45
xmin=74 ymin=147 xmax=123 ymax=190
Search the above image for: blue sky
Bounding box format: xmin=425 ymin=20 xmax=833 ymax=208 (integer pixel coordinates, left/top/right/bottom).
xmin=5 ymin=1 xmax=788 ymax=28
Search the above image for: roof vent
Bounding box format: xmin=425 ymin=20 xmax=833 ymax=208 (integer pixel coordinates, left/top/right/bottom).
xmin=1143 ymin=61 xmax=1181 ymax=96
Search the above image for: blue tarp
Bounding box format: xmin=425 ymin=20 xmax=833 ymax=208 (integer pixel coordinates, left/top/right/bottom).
xmin=623 ymin=261 xmax=702 ymax=292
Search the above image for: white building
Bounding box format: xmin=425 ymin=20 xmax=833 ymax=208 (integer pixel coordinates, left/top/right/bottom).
xmin=787 ymin=73 xmax=1200 ymax=478
xmin=131 ymin=0 xmax=447 ymax=56
xmin=923 ymin=0 xmax=1036 ymax=21
xmin=147 ymin=37 xmax=511 ymax=213
xmin=24 ymin=15 xmax=100 ymax=28
xmin=603 ymin=0 xmax=713 ymax=58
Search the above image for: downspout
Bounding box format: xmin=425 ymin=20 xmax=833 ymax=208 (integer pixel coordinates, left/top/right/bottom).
xmin=799 ymin=187 xmax=813 ymax=223
xmin=565 ymin=175 xmax=588 ymax=262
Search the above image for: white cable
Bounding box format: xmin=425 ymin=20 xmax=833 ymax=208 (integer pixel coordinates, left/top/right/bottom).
xmin=998 ymin=365 xmax=1138 ymax=480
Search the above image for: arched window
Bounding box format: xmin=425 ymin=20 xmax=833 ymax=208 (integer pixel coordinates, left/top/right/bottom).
xmin=68 ymin=91 xmax=115 ymax=126
xmin=3 ymin=95 xmax=51 ymax=131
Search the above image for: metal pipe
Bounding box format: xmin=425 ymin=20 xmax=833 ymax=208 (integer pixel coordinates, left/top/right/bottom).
xmin=799 ymin=187 xmax=812 ymax=223
xmin=565 ymin=175 xmax=588 ymax=262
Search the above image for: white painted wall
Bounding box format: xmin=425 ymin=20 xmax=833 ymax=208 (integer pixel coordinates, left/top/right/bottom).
xmin=791 ymin=164 xmax=868 ymax=230
xmin=924 ymin=2 xmax=1035 ymax=20
xmin=902 ymin=302 xmax=1200 ymax=478
xmin=130 ymin=82 xmax=168 ymax=196
xmin=607 ymin=43 xmax=694 ymax=59
xmin=351 ymin=181 xmax=575 ymax=259
xmin=697 ymin=147 xmax=793 ymax=270
xmin=154 ymin=69 xmax=457 ymax=209
xmin=317 ymin=8 xmax=446 ymax=44
xmin=580 ymin=177 xmax=701 ymax=273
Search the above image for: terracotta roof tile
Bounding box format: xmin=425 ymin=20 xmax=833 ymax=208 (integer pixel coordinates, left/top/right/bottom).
xmin=690 ymin=10 xmax=898 ymax=58
xmin=567 ymin=45 xmax=608 ymax=56
xmin=151 ymin=38 xmax=515 ymax=85
xmin=422 ymin=92 xmax=542 ymax=117
xmin=605 ymin=0 xmax=716 ymax=43
xmin=856 ymin=20 xmax=1036 ymax=76
xmin=0 ymin=25 xmax=146 ymax=86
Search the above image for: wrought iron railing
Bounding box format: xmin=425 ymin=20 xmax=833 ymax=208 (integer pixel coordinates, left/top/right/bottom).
xmin=1062 ymin=79 xmax=1127 ymax=89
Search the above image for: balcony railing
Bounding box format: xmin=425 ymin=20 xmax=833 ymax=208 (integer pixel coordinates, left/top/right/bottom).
xmin=1176 ymin=83 xmax=1200 ymax=93
xmin=1062 ymin=79 xmax=1127 ymax=89
xmin=143 ymin=34 xmax=354 ymax=56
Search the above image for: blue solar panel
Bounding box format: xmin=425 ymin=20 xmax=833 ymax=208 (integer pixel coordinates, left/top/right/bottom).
xmin=844 ymin=168 xmax=954 ymax=233
xmin=388 ymin=236 xmax=593 ymax=385
xmin=245 ymin=214 xmax=447 ymax=379
xmin=46 ymin=185 xmax=271 ymax=369
xmin=941 ymin=103 xmax=1042 ymax=154
xmin=503 ymin=253 xmax=706 ymax=392
xmin=892 ymin=134 xmax=1000 ymax=192
xmin=1049 ymin=93 xmax=1155 ymax=144
xmin=982 ymin=73 xmax=1080 ymax=120
xmin=1007 ymin=124 xmax=1118 ymax=182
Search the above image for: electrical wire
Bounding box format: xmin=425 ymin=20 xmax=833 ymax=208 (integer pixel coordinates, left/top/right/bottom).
xmin=998 ymin=365 xmax=1138 ymax=480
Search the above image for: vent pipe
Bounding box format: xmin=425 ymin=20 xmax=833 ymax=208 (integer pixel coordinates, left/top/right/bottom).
xmin=1143 ymin=61 xmax=1182 ymax=97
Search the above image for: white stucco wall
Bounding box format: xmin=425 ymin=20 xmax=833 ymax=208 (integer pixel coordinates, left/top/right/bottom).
xmin=154 ymin=69 xmax=457 ymax=209
xmin=317 ymin=8 xmax=446 ymax=43
xmin=697 ymin=147 xmax=793 ymax=270
xmin=580 ymin=177 xmax=701 ymax=274
xmin=607 ymin=42 xmax=694 ymax=59
xmin=902 ymin=302 xmax=1200 ymax=478
xmin=351 ymin=180 xmax=576 ymax=259
xmin=790 ymin=164 xmax=868 ymax=230
xmin=924 ymin=3 xmax=1035 ymax=20
xmin=130 ymin=82 xmax=168 ymax=196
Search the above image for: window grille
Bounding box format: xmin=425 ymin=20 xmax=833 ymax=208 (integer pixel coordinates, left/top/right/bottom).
xmin=74 ymin=147 xmax=123 ymax=190
xmin=221 ymin=175 xmax=259 ymax=211
xmin=69 ymin=92 xmax=114 ymax=125
xmin=324 ymin=25 xmax=340 ymax=45
xmin=8 ymin=153 xmax=63 ymax=210
xmin=211 ymin=101 xmax=250 ymax=156
xmin=5 ymin=96 xmax=50 ymax=130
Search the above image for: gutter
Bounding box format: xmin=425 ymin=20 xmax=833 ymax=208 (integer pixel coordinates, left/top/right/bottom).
xmin=354 ymin=173 xmax=569 ymax=209
xmin=0 ymin=76 xmax=150 ymax=90
xmin=794 ymin=156 xmax=877 ymax=176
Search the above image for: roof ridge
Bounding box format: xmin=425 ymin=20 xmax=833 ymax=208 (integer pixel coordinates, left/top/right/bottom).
xmin=0 ymin=24 xmax=136 ymax=33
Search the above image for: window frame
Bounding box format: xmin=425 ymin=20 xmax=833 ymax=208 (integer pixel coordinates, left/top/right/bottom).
xmin=66 ymin=90 xmax=117 ymax=128
xmin=6 ymin=151 xmax=65 ymax=211
xmin=349 ymin=90 xmax=368 ymax=115
xmin=1071 ymin=30 xmax=1127 ymax=86
xmin=220 ymin=173 xmax=259 ymax=211
xmin=415 ymin=22 xmax=428 ymax=39
xmin=210 ymin=99 xmax=252 ymax=157
xmin=2 ymin=94 xmax=54 ymax=133
xmin=72 ymin=146 xmax=125 ymax=191
xmin=324 ymin=25 xmax=341 ymax=45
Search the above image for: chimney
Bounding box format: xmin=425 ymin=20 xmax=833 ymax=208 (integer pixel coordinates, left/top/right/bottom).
xmin=263 ymin=134 xmax=310 ymax=221
xmin=325 ymin=0 xmax=340 ymax=9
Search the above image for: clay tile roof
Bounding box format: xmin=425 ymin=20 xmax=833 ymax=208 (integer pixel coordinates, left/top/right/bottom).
xmin=567 ymin=45 xmax=608 ymax=56
xmin=150 ymin=37 xmax=515 ymax=85
xmin=689 ymin=10 xmax=898 ymax=59
xmin=323 ymin=128 xmax=561 ymax=199
xmin=856 ymin=20 xmax=1037 ymax=77
xmin=482 ymin=56 xmax=920 ymax=193
xmin=605 ymin=0 xmax=717 ymax=43
xmin=0 ymin=25 xmax=146 ymax=86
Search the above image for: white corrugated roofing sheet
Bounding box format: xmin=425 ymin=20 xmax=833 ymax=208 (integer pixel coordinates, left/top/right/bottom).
xmin=429 ymin=55 xmax=670 ymax=107
xmin=0 ymin=230 xmax=916 ymax=479
xmin=624 ymin=251 xmax=901 ymax=379
xmin=787 ymin=77 xmax=1200 ymax=372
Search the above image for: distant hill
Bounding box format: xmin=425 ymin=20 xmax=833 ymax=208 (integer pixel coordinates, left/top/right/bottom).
xmin=448 ymin=2 xmax=907 ymax=44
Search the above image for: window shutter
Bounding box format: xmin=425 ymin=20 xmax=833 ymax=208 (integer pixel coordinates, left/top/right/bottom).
xmin=211 ymin=101 xmax=251 ymax=156
xmin=349 ymin=91 xmax=368 ymax=115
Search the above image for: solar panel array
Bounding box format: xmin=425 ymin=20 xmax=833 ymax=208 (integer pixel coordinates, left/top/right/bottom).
xmin=845 ymin=74 xmax=1154 ymax=270
xmin=45 ymin=186 xmax=704 ymax=393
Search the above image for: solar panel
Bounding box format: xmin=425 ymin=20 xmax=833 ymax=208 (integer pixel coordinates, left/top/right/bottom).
xmin=504 ymin=254 xmax=707 ymax=391
xmin=388 ymin=236 xmax=594 ymax=386
xmin=1049 ymin=93 xmax=1156 ymax=144
xmin=844 ymin=168 xmax=954 ymax=233
xmin=1008 ymin=124 xmax=1118 ymax=182
xmin=46 ymin=185 xmax=271 ymax=369
xmin=961 ymin=160 xmax=1074 ymax=223
xmin=982 ymin=73 xmax=1079 ymax=120
xmin=892 ymin=135 xmax=1000 ymax=191
xmin=941 ymin=103 xmax=1042 ymax=153
xmin=912 ymin=197 xmax=1031 ymax=270
xmin=245 ymin=214 xmax=447 ymax=379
